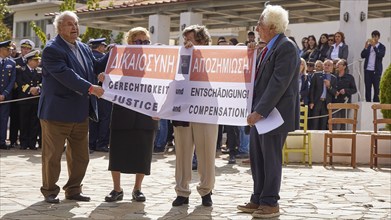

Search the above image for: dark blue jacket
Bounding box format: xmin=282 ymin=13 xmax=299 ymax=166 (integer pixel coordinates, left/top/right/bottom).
xmin=360 ymin=42 xmax=386 ymax=75
xmin=0 ymin=57 xmax=16 ymax=100
xmin=38 ymin=35 xmax=108 ymax=123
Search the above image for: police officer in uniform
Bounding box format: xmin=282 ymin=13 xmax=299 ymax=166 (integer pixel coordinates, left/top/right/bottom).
xmin=0 ymin=40 xmax=16 ymax=149
xmin=9 ymin=39 xmax=35 ymax=147
xmin=16 ymin=50 xmax=42 ymax=150
xmin=88 ymin=38 xmax=111 ymax=152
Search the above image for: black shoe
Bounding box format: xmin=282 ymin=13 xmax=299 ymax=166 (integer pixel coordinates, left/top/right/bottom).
xmin=153 ymin=147 xmax=165 ymax=154
xmin=172 ymin=196 xmax=189 ymax=206
xmin=132 ymin=190 xmax=146 ymax=202
xmin=201 ymin=192 xmax=213 ymax=207
xmin=95 ymin=146 xmax=109 ymax=152
xmin=228 ymin=155 xmax=236 ymax=164
xmin=30 ymin=146 xmax=38 ymax=150
xmin=105 ymin=190 xmax=124 ymax=202
xmin=44 ymin=194 xmax=60 ymax=204
xmin=0 ymin=144 xmax=10 ymax=150
xmin=66 ymin=193 xmax=91 ymax=202
xmin=192 ymin=163 xmax=197 ymax=171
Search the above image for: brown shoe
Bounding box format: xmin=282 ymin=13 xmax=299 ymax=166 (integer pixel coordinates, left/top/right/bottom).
xmin=252 ymin=204 xmax=280 ymax=218
xmin=242 ymin=159 xmax=251 ymax=164
xmin=237 ymin=202 xmax=259 ymax=213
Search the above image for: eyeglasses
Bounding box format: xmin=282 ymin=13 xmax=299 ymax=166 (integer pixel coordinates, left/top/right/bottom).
xmin=328 ymin=39 xmax=334 ymax=42
xmin=133 ymin=40 xmax=150 ymax=45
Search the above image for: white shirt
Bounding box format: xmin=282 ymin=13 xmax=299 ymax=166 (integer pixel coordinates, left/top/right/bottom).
xmin=330 ymin=42 xmax=344 ymax=60
xmin=366 ymin=42 xmax=379 ymax=71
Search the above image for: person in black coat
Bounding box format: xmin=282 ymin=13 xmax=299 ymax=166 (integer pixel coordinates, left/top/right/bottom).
xmin=9 ymin=39 xmax=34 ymax=147
xmin=87 ymin=38 xmax=112 ymax=152
xmin=237 ymin=5 xmax=300 ymax=218
xmin=317 ymin=33 xmax=330 ymax=61
xmin=332 ymin=59 xmax=357 ymax=130
xmin=299 ymin=58 xmax=310 ymax=105
xmin=104 ymin=27 xmax=158 ymax=204
xmin=16 ymin=50 xmax=42 ymax=150
xmin=360 ymin=30 xmax=386 ymax=102
xmin=309 ymin=59 xmax=338 ymax=130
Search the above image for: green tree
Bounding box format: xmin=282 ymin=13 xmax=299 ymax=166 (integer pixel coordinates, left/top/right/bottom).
xmin=80 ymin=0 xmax=113 ymax=44
xmin=30 ymin=21 xmax=46 ymax=47
xmin=0 ymin=0 xmax=12 ymax=41
xmin=379 ymin=64 xmax=391 ymax=131
xmin=60 ymin=0 xmax=76 ymax=12
xmin=114 ymin=32 xmax=124 ymax=44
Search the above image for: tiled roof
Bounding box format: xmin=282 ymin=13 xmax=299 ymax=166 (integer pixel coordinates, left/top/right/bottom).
xmin=75 ymin=0 xmax=191 ymax=13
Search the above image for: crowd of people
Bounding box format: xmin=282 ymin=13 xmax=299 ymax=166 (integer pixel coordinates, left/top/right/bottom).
xmin=0 ymin=3 xmax=387 ymax=219
xmin=295 ymin=30 xmax=385 ymax=130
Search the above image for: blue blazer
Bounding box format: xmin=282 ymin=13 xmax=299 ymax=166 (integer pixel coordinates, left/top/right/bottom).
xmin=360 ymin=43 xmax=386 ymax=75
xmin=38 ymin=35 xmax=108 ymax=123
xmin=0 ymin=58 xmax=16 ymax=100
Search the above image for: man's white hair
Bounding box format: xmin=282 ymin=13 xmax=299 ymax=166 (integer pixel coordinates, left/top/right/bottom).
xmin=261 ymin=5 xmax=289 ymax=34
xmin=53 ymin=11 xmax=79 ymax=33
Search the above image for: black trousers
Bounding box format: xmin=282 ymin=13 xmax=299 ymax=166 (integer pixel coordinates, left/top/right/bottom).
xmin=19 ymin=104 xmax=40 ymax=148
xmin=9 ymin=101 xmax=20 ymax=144
xmin=364 ymin=70 xmax=380 ymax=102
xmin=249 ymin=127 xmax=287 ymax=206
xmin=311 ymin=100 xmax=328 ymax=130
xmin=225 ymin=125 xmax=239 ymax=155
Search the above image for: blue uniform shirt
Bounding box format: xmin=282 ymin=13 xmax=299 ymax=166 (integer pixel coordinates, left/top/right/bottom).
xmin=0 ymin=57 xmax=16 ymax=100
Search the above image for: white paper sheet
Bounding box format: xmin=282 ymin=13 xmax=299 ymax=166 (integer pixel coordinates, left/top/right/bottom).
xmin=255 ymin=108 xmax=284 ymax=134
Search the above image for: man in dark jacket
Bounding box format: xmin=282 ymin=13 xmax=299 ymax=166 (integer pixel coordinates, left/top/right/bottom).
xmin=16 ymin=50 xmax=42 ymax=150
xmin=360 ymin=30 xmax=386 ymax=102
xmin=237 ymin=5 xmax=300 ymax=218
xmin=309 ymin=59 xmax=337 ymax=130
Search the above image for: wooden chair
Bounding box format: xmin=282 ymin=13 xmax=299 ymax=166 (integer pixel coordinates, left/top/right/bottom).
xmin=283 ymin=105 xmax=312 ymax=165
xmin=323 ymin=103 xmax=359 ymax=168
xmin=370 ymin=104 xmax=391 ymax=169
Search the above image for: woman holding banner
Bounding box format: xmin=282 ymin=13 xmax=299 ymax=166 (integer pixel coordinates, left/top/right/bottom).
xmin=104 ymin=27 xmax=158 ymax=203
xmin=171 ymin=25 xmax=218 ymax=207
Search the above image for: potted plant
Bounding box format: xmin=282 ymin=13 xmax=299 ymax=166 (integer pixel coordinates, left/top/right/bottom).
xmin=379 ymin=64 xmax=391 ymax=130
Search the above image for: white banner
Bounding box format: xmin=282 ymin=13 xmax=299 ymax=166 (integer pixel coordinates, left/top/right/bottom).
xmin=101 ymin=45 xmax=256 ymax=126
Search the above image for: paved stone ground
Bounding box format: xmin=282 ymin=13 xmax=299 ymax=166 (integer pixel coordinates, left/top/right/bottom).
xmin=0 ymin=148 xmax=390 ymax=220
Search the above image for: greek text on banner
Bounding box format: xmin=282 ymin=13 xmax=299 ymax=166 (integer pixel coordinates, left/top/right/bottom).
xmin=102 ymin=45 xmax=256 ymax=126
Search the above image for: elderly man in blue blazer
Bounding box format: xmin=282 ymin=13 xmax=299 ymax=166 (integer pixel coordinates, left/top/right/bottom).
xmin=361 ymin=30 xmax=386 ymax=102
xmin=237 ymin=5 xmax=300 ymax=219
xmin=38 ymin=11 xmax=109 ymax=204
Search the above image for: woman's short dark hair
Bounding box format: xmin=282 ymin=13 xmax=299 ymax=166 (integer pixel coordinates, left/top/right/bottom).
xmin=182 ymin=25 xmax=211 ymax=45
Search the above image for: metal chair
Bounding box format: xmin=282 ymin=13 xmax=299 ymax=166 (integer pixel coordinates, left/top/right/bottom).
xmin=370 ymin=104 xmax=391 ymax=169
xmin=283 ymin=105 xmax=312 ymax=165
xmin=323 ymin=103 xmax=359 ymax=168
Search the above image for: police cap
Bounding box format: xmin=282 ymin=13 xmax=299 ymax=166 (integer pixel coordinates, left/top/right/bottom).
xmin=0 ymin=40 xmax=14 ymax=49
xmin=25 ymin=50 xmax=41 ymax=61
xmin=20 ymin=39 xmax=35 ymax=49
xmin=89 ymin=38 xmax=107 ymax=46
